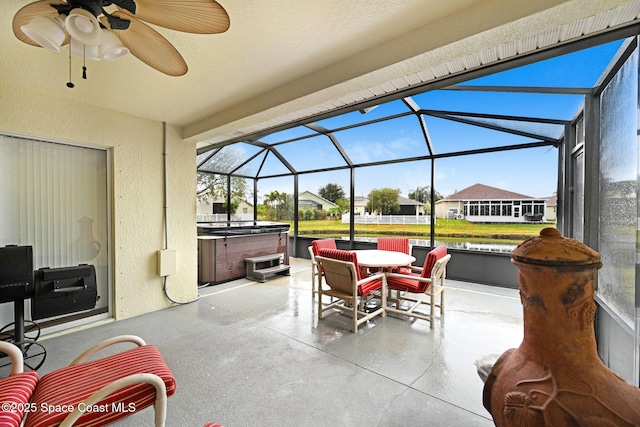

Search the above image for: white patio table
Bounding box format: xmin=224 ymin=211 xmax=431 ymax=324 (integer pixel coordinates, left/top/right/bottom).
xmin=351 ymin=249 xmax=416 ymax=314
xmin=353 ymin=249 xmax=415 ymax=271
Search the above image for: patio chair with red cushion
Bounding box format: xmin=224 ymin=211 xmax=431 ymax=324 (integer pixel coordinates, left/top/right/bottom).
xmin=315 ymin=248 xmax=386 ymax=333
xmin=373 ymin=237 xmax=411 ymax=273
xmin=309 ymin=238 xmax=337 ymax=297
xmin=0 ymin=335 xmax=176 ymax=427
xmin=0 ymin=340 xmax=39 ymax=427
xmin=385 ymin=245 xmax=451 ymax=328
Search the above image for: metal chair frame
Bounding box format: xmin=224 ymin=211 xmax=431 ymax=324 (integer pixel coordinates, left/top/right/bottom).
xmin=315 ymin=255 xmax=386 ymax=333
xmin=385 ymin=254 xmax=451 ymax=328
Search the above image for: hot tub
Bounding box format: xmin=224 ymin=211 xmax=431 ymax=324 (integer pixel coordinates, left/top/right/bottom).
xmin=198 ymin=221 xmax=290 ymax=237
xmin=197 ymin=221 xmax=290 ymax=285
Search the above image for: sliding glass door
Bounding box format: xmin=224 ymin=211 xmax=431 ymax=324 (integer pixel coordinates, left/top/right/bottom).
xmin=0 ymin=135 xmax=110 ymax=331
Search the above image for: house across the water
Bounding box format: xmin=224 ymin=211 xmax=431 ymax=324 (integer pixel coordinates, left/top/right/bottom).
xmin=435 ymin=183 xmax=547 ymax=223
xmin=351 ymin=195 xmax=425 ymax=216
xmin=298 ymin=191 xmax=338 ymax=212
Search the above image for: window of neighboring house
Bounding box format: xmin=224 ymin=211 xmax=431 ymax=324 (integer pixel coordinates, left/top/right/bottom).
xmin=0 ymin=134 xmax=110 ymax=330
xmin=533 ymin=201 xmax=545 ymax=215
xmin=468 ymin=201 xmax=479 ymax=216
xmin=490 ymin=201 xmax=502 ymax=216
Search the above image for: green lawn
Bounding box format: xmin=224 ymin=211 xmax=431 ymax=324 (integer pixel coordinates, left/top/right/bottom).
xmin=286 ymin=219 xmax=552 ymax=244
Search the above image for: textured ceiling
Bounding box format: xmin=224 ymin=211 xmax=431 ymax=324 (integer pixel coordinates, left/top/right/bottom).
xmin=2 ymin=0 xmax=639 ymax=149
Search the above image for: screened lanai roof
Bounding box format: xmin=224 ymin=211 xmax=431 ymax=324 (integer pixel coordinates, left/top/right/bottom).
xmin=197 ymin=34 xmax=628 ymax=183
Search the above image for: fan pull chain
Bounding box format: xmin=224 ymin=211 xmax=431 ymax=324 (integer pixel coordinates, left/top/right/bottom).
xmin=66 ymin=46 xmax=74 ymax=88
xmin=82 ymin=45 xmax=87 ymax=80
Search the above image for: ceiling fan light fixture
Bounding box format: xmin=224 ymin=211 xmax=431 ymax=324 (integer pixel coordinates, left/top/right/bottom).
xmin=20 ymin=15 xmax=65 ymax=53
xmin=13 ymin=0 xmax=231 ymax=78
xmin=65 ymin=8 xmax=103 ymax=46
xmin=100 ymin=29 xmax=129 ymax=61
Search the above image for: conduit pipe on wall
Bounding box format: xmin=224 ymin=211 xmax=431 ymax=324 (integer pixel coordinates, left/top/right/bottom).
xmin=162 ymin=121 xmax=199 ymax=305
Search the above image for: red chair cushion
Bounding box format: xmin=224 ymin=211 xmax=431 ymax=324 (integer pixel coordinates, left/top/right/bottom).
xmin=386 ymin=271 xmax=425 ymax=293
xmin=311 ymin=238 xmax=337 ymax=256
xmin=318 ymin=248 xmax=382 ymax=296
xmin=318 ymin=248 xmax=360 ymax=279
xmin=25 ymin=344 xmax=176 ymax=427
xmin=0 ymin=370 xmax=39 ymax=427
xmin=388 ymin=245 xmax=448 ymax=293
xmin=377 ymin=237 xmax=409 ymax=254
xmin=421 ymin=245 xmax=448 ymax=279
xmin=357 ymin=277 xmax=383 ymax=296
xmin=374 ymin=238 xmax=410 ymax=273
xmin=312 ymin=239 xmax=338 ymax=277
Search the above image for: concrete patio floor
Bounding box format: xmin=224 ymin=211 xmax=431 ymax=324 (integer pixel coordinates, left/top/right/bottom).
xmin=34 ymin=256 xmax=524 ymax=427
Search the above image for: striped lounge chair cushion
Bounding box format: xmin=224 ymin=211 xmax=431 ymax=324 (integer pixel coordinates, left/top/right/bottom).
xmin=25 ymin=344 xmax=176 ymax=427
xmin=387 ymin=245 xmax=448 ymax=293
xmin=0 ymin=370 xmax=39 ymax=427
xmin=318 ymin=248 xmax=382 ymax=296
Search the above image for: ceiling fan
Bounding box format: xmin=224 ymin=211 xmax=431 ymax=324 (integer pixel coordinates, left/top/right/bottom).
xmin=12 ymin=0 xmax=230 ymax=85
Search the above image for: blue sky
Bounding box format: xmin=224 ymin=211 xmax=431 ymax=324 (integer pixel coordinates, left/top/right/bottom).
xmin=247 ymin=39 xmax=624 ymax=201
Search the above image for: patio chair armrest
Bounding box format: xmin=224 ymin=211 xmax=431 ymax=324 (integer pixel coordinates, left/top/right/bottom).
xmin=58 ymin=373 xmax=167 ymax=427
xmin=0 ymin=340 xmax=24 ymax=375
xmin=357 ymin=272 xmax=385 ymax=286
xmin=70 ymin=335 xmax=147 ymax=365
xmin=385 ymin=272 xmax=433 ymax=284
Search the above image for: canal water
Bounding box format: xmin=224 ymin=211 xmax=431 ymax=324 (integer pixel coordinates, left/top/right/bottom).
xmin=344 ymin=236 xmax=518 ymax=254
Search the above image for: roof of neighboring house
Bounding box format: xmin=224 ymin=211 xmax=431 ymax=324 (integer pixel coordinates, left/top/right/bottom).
xmin=299 ymin=191 xmax=338 ymax=208
xmin=197 ymin=188 xmax=254 ymax=206
xmin=441 ymin=183 xmax=534 ymax=201
xmin=544 ymin=194 xmax=557 ymax=207
xmin=398 ymin=195 xmax=423 ymax=206
xmin=353 ymin=196 xmax=367 ymax=205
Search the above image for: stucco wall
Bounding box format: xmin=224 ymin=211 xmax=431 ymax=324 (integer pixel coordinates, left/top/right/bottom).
xmin=0 ymin=81 xmax=198 ymax=321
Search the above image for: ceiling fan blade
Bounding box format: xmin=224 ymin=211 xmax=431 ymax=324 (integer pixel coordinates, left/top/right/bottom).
xmin=101 ymin=12 xmax=188 ymax=76
xmin=119 ymin=0 xmax=230 ymax=34
xmin=12 ymin=0 xmax=69 ymax=47
xmin=110 ymin=0 xmax=136 ymax=15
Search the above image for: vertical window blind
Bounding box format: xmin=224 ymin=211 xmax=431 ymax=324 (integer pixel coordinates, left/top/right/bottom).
xmin=0 ymin=134 xmax=109 ymax=325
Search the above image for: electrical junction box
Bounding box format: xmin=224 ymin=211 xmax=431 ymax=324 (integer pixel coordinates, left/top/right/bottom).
xmin=158 ymin=249 xmax=177 ymax=276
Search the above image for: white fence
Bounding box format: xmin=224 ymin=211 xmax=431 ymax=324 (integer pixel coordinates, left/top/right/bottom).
xmin=197 ymin=214 xmax=255 ymax=222
xmin=197 ymin=213 xmax=431 ymax=225
xmin=342 ymin=214 xmax=430 ymax=225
